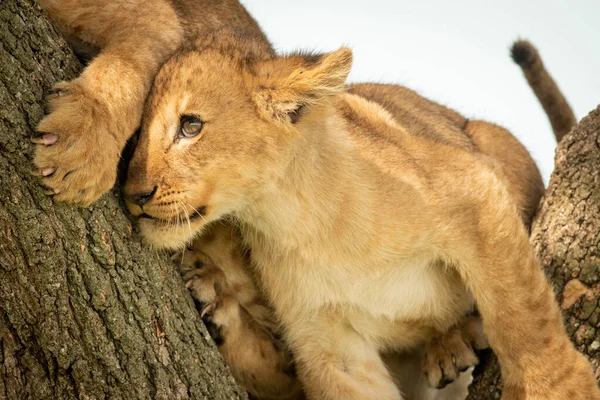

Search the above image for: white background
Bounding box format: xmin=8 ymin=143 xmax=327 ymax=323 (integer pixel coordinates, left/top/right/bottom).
xmin=241 ymin=0 xmax=600 ymax=183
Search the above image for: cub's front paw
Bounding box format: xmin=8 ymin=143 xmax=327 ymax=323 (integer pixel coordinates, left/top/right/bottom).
xmin=199 ymin=296 xmax=300 ymax=399
xmin=423 ymin=326 xmax=479 ymax=389
xmin=33 ymin=80 xmax=121 ymax=206
xmin=173 ymin=249 xmax=227 ymax=305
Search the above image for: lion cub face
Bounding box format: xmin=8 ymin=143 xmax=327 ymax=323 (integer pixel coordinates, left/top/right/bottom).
xmin=124 ymin=34 xmax=352 ymax=249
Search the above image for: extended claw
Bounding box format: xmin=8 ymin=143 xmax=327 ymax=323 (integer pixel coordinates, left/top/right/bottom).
xmin=201 ymin=302 xmax=217 ymax=318
xmin=31 ymin=133 xmax=59 ymax=145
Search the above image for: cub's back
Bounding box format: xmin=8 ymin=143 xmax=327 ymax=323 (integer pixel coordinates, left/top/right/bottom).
xmin=348 ymin=83 xmax=474 ymax=151
xmin=345 ymin=82 xmax=544 ymax=227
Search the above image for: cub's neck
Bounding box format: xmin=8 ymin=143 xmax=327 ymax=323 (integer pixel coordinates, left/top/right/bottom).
xmin=235 ymin=103 xmax=378 ymax=252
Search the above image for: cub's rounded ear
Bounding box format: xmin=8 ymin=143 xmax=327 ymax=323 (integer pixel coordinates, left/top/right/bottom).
xmin=252 ymin=47 xmax=353 ymax=124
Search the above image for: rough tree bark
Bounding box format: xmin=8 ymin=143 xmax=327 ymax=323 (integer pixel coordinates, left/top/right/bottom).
xmin=468 ymin=106 xmax=600 ymax=398
xmin=0 ymin=1 xmax=246 ymax=399
xmin=2 ymin=1 xmax=599 ymax=399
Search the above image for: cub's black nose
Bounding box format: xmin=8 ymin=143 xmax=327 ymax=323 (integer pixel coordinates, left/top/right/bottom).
xmin=127 ymin=185 xmax=158 ymax=206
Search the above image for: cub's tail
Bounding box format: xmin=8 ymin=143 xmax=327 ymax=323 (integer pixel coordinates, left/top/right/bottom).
xmin=511 ymin=40 xmax=576 ymax=142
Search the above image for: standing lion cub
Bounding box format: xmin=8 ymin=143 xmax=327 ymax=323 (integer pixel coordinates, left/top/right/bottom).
xmin=123 ymin=30 xmax=599 ymax=400
xmin=36 ymin=1 xmax=492 ymax=397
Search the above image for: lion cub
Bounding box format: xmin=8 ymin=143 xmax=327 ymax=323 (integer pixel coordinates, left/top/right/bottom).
xmin=173 ymin=221 xmax=484 ymax=399
xmin=124 ymin=30 xmax=600 ymax=399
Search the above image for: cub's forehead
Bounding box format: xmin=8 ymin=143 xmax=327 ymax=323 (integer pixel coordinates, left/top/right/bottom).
xmin=151 ymin=50 xmax=247 ymax=101
xmin=154 ymin=51 xmax=208 ymax=89
xmin=143 ymin=50 xmax=252 ymax=126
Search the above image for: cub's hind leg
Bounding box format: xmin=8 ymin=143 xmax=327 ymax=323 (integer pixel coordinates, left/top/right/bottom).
xmin=35 ymin=0 xmax=183 ymax=205
xmin=440 ymin=168 xmax=600 ymax=399
xmin=463 ymin=120 xmax=544 ymax=228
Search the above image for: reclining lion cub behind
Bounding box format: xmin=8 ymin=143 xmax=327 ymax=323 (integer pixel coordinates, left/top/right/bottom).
xmin=123 ymin=30 xmax=600 ymax=400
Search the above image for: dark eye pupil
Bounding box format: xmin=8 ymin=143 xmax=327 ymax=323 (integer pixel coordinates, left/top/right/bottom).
xmin=181 ymin=117 xmax=204 ymax=138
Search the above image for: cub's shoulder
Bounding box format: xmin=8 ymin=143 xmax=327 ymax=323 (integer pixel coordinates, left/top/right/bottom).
xmin=346 ymin=83 xmax=474 ymax=151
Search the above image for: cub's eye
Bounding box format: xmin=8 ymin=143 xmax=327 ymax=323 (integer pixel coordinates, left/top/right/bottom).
xmin=180 ymin=116 xmax=204 ymax=138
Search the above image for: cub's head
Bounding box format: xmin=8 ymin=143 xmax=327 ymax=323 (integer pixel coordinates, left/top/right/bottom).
xmin=124 ymin=31 xmax=352 ymax=249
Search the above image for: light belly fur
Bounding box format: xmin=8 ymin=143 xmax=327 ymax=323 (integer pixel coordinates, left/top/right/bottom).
xmin=251 ymin=244 xmax=474 ymax=350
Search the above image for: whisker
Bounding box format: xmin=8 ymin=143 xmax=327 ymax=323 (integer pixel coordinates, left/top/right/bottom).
xmin=186 ymin=202 xmax=201 ymax=216
xmin=180 ymin=200 xmax=192 ymax=237
xmin=198 ymin=212 xmax=209 ymax=225
xmin=186 ymin=202 xmax=210 ymax=225
xmin=169 ymin=201 xmax=179 ymax=233
xmin=176 ymin=202 xmax=183 ymax=232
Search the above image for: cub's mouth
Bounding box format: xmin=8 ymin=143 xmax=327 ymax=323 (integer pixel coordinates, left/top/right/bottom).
xmin=136 ymin=205 xmax=210 ymax=250
xmin=138 ymin=205 xmax=207 ymax=225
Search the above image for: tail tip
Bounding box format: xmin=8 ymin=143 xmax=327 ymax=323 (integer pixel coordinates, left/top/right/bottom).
xmin=511 ymin=40 xmax=538 ymax=68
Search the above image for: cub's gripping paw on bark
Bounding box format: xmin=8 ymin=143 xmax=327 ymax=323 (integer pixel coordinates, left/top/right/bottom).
xmin=33 ymin=80 xmax=120 ymax=207
xmin=174 ymin=249 xmax=225 ymax=306
xmin=173 ymin=249 xmax=300 ymax=399
xmin=173 ymin=249 xmax=229 ymax=348
xmin=423 ymin=316 xmax=489 ymax=389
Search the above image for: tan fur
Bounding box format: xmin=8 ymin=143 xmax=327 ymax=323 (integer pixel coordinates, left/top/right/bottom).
xmin=512 ymin=40 xmax=577 ymax=142
xmin=124 ymin=31 xmax=600 ymax=399
xmin=174 ymin=221 xmax=477 ymax=400
xmin=34 ymin=0 xmax=270 ymax=206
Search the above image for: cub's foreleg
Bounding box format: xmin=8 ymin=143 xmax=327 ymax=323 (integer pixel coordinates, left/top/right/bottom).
xmin=34 ymin=0 xmax=182 ymax=205
xmin=384 ymin=350 xmax=472 ymax=400
xmin=177 ymin=225 xmax=481 ymax=400
xmin=442 ymin=170 xmax=600 ymax=399
xmin=199 ymin=294 xmax=299 ymax=400
xmin=173 ymin=241 xmax=300 ymax=400
xmin=284 ymin=313 xmax=403 ymax=400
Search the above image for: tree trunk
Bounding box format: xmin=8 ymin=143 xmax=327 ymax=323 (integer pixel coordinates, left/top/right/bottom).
xmin=468 ymin=106 xmax=600 ymax=398
xmin=0 ymin=1 xmax=245 ymax=398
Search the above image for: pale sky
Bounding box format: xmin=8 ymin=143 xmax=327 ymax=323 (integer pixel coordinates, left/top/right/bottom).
xmin=241 ymin=0 xmax=600 ymax=183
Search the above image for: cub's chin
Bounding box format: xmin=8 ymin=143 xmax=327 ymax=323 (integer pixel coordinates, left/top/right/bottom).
xmin=138 ymin=218 xmax=205 ymax=250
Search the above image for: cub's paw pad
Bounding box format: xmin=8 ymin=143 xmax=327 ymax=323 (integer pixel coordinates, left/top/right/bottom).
xmin=33 ymin=80 xmax=120 ymax=206
xmin=423 ymin=328 xmax=479 ymax=389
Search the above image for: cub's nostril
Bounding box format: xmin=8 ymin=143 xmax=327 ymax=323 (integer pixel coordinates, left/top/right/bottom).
xmin=128 ymin=185 xmax=158 ymax=206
